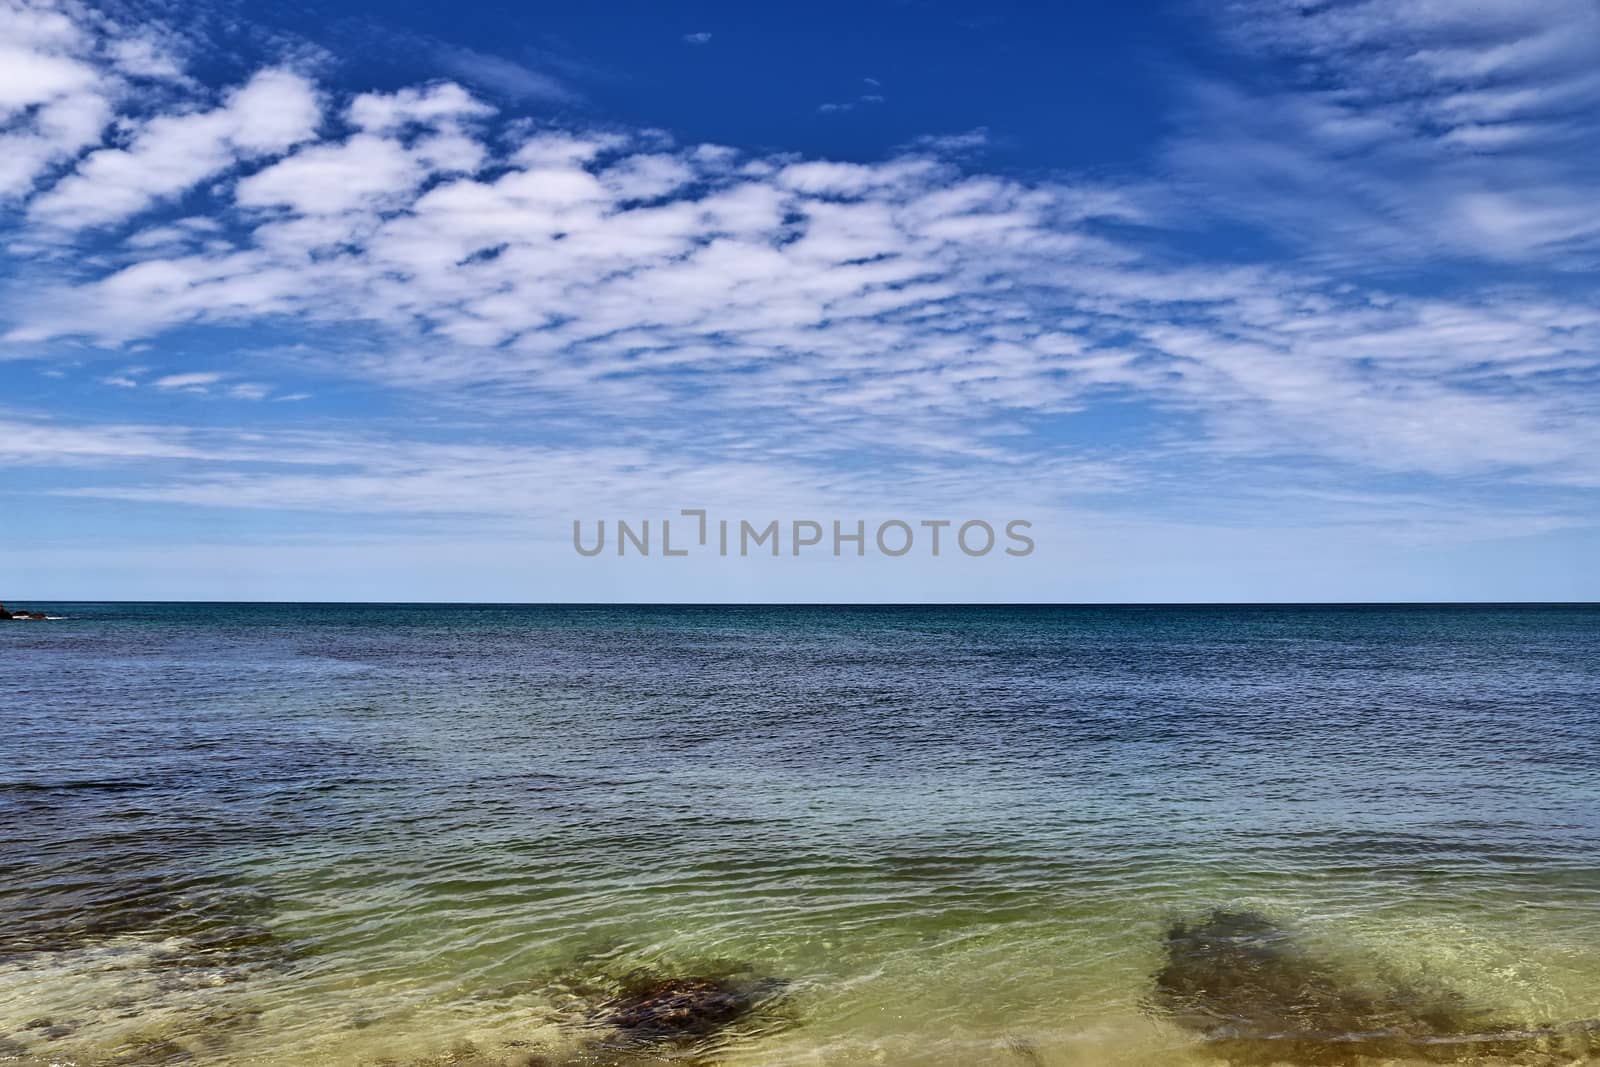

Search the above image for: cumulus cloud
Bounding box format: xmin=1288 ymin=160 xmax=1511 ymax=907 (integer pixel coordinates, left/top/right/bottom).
xmin=0 ymin=0 xmax=115 ymax=198
xmin=234 ymin=84 xmax=493 ymax=222
xmin=348 ymin=82 xmax=495 ymax=132
xmin=237 ymin=134 xmax=431 ymax=216
xmin=27 ymin=67 xmax=319 ymax=229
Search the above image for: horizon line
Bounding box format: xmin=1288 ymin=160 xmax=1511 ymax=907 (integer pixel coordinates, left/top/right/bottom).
xmin=5 ymin=599 xmax=1597 ymax=608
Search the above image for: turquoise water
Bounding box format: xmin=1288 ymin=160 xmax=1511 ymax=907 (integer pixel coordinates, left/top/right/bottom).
xmin=2 ymin=604 xmax=1598 ymax=1065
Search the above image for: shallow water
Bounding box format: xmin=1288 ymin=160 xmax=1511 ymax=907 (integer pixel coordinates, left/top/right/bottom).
xmin=2 ymin=604 xmax=1598 ymax=1066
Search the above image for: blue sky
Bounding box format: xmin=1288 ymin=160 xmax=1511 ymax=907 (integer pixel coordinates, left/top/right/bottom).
xmin=2 ymin=0 xmax=1598 ymax=602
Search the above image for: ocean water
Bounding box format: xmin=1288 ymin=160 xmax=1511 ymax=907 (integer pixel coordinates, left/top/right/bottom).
xmin=2 ymin=603 xmax=1598 ymax=1066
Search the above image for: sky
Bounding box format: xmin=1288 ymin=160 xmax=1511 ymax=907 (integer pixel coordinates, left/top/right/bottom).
xmin=2 ymin=0 xmax=1598 ymax=603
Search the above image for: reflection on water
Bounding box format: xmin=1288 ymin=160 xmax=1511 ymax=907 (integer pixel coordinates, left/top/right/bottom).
xmin=2 ymin=604 xmax=1598 ymax=1065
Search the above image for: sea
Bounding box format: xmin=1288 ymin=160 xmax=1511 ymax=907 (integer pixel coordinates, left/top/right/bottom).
xmin=2 ymin=603 xmax=1598 ymax=1065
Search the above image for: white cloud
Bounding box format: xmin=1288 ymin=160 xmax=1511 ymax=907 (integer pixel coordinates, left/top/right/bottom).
xmin=598 ymin=152 xmax=696 ymax=201
xmin=26 ymin=67 xmax=319 ymax=229
xmin=153 ymin=370 xmax=222 ymax=391
xmin=0 ymin=415 xmax=202 ymax=463
xmin=233 ymin=83 xmax=494 ymax=232
xmin=106 ymin=33 xmax=187 ymax=81
xmin=236 ymin=134 xmax=428 ymax=216
xmin=348 ymin=82 xmax=494 ymax=133
xmin=682 ymin=32 xmax=712 ymax=45
xmin=432 ymin=44 xmax=573 ymax=102
xmin=818 ymin=92 xmax=886 ymax=114
xmin=0 ymin=87 xmax=110 ymax=198
xmin=10 ymin=110 xmax=1599 ymax=486
xmin=0 ymin=42 xmax=96 ymax=111
xmin=1173 ymin=0 xmax=1600 ymax=264
xmin=0 ymin=0 xmax=114 ymax=199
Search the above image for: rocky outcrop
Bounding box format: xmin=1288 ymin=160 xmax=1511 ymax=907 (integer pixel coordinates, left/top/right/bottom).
xmin=0 ymin=603 xmax=10 ymax=619
xmin=1 ymin=604 xmax=49 ymax=619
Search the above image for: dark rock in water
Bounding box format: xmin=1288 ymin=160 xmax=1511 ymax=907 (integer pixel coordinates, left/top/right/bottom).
xmin=377 ymin=1040 xmax=560 ymax=1067
xmin=1153 ymin=910 xmax=1386 ymax=1038
xmin=1150 ymin=909 xmax=1600 ymax=1064
xmin=590 ymin=970 xmax=785 ymax=1048
xmin=597 ymin=975 xmax=761 ymax=1041
xmin=0 ymin=603 xmax=11 ymax=619
xmin=0 ymin=873 xmax=288 ymax=970
xmin=107 ymin=1035 xmax=194 ymax=1065
xmin=23 ymin=1016 xmax=78 ymax=1039
xmin=1004 ymin=1034 xmax=1046 ymax=1065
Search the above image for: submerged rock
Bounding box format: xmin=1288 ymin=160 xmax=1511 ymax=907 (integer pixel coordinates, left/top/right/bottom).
xmin=1153 ymin=910 xmax=1390 ymax=1038
xmin=1004 ymin=1034 xmax=1047 ymax=1065
xmin=376 ymin=1039 xmax=534 ymax=1066
xmin=22 ymin=1016 xmax=78 ymax=1039
xmin=1150 ymin=909 xmax=1600 ymax=1064
xmin=106 ymin=1035 xmax=195 ymax=1065
xmin=479 ymin=956 xmax=789 ymax=1062
xmin=593 ymin=972 xmax=782 ymax=1045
